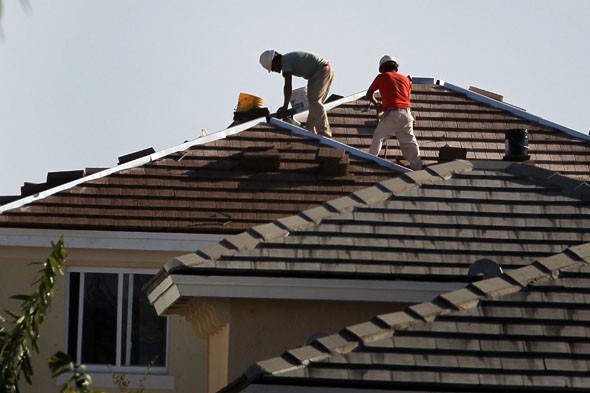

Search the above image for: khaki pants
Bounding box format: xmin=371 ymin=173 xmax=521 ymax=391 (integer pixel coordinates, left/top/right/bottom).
xmin=369 ymin=108 xmax=423 ymax=170
xmin=306 ymin=64 xmax=334 ymax=136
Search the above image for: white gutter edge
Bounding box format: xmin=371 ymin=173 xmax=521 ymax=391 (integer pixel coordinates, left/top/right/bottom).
xmin=148 ymin=274 xmax=465 ymax=315
xmin=0 ymin=227 xmax=223 ymax=251
xmin=269 ymin=118 xmax=411 ymax=173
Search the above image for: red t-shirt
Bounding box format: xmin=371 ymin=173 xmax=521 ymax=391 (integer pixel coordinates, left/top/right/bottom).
xmin=369 ymin=72 xmax=412 ymax=109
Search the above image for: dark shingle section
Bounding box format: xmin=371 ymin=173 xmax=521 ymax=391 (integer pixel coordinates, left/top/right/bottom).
xmin=0 ymin=124 xmax=396 ymax=234
xmin=329 ymin=84 xmax=590 ymax=182
xmin=234 ymin=245 xmax=590 ymax=392
xmin=175 ymin=161 xmax=590 ymax=282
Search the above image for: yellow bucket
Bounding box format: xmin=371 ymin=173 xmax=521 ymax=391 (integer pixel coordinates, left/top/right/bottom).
xmin=236 ymin=92 xmax=264 ymax=112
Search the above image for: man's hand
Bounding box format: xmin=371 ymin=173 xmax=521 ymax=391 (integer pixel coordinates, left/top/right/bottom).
xmin=277 ymin=106 xmax=288 ymax=118
xmin=374 ymin=102 xmax=383 ymax=114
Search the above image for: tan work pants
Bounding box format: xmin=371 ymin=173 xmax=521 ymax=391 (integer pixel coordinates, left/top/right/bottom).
xmin=369 ymin=108 xmax=423 ymax=170
xmin=306 ymin=64 xmax=334 ymax=137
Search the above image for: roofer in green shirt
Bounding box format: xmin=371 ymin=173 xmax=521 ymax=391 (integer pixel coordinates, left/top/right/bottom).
xmin=260 ymin=50 xmax=335 ymax=138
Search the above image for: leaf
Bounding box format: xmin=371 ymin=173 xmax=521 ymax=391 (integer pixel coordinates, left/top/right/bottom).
xmin=10 ymin=294 xmax=31 ymax=302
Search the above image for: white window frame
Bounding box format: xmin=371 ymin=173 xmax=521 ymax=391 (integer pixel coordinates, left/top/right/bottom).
xmin=65 ymin=267 xmax=170 ymax=374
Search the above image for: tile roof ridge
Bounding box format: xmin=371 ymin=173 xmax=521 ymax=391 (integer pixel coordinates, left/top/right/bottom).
xmin=164 ymin=160 xmax=474 ymax=271
xmin=0 ymin=117 xmax=268 ymax=214
xmin=241 ymin=242 xmax=590 ymax=383
xmin=269 ymin=117 xmax=411 ymax=173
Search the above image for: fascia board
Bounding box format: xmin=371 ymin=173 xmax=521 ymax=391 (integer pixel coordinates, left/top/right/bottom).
xmin=0 ymin=228 xmax=223 ymax=251
xmin=150 ymin=274 xmax=464 ymax=315
xmin=0 ymin=117 xmax=267 ymax=213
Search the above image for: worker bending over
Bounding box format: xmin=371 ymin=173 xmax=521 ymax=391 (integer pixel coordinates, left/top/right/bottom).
xmin=260 ymin=50 xmax=334 ymax=138
xmin=366 ymin=55 xmax=423 ymax=170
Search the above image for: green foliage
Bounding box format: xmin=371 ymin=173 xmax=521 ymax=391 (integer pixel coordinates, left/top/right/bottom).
xmin=0 ymin=237 xmax=67 ymax=393
xmin=48 ymin=351 xmax=102 ymax=393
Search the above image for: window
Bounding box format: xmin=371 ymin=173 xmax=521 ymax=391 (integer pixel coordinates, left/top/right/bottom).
xmin=67 ymin=270 xmax=168 ymax=371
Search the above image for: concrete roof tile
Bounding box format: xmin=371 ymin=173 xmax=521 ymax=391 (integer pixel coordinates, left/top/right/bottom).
xmin=408 ymin=301 xmax=446 ymax=322
xmin=344 ymin=321 xmax=392 ymax=344
xmin=350 ymin=186 xmax=390 ymax=205
xmin=197 ymin=242 xmax=232 ymax=261
xmin=300 ymin=205 xmax=334 ymax=224
xmin=377 ymin=176 xmax=418 ymax=195
xmin=375 ymin=311 xmax=417 ymax=330
xmin=250 ymin=222 xmax=289 ymax=241
xmin=569 ymin=243 xmax=590 ymax=261
xmin=286 ymin=345 xmax=329 ymax=364
xmin=315 ymin=333 xmax=359 ymax=354
xmin=325 ymin=196 xmax=359 ymax=213
xmin=437 ymin=287 xmax=481 ymax=310
xmin=469 ymin=277 xmax=520 ymax=298
xmin=224 ymin=231 xmax=260 ymax=251
xmin=534 ymin=253 xmax=580 ymax=273
xmin=275 ymin=214 xmax=313 ymax=231
xmin=165 ymin=252 xmax=209 ymax=270
xmin=426 ymin=160 xmax=473 ymax=180
xmin=505 ymin=264 xmax=549 ymax=286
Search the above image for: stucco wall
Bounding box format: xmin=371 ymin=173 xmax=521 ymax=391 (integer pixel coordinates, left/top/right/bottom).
xmin=227 ymin=298 xmax=409 ymax=381
xmin=0 ymin=244 xmax=205 ymax=393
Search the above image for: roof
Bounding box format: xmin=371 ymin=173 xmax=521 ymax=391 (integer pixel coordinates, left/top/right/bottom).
xmin=323 ymin=80 xmax=590 ymax=182
xmin=1 ymin=79 xmax=589 ymax=234
xmin=155 ymin=159 xmax=590 ymax=277
xmin=0 ymin=121 xmax=402 ymax=234
xmin=225 ymin=242 xmax=590 ymax=392
xmin=147 ymin=159 xmax=590 ymax=314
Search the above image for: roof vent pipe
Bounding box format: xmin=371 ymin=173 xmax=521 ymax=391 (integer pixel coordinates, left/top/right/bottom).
xmin=468 ymin=258 xmax=503 ymax=280
xmin=503 ymin=128 xmax=530 ymax=162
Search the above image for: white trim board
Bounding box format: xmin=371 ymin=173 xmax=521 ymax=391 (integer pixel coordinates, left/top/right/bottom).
xmin=0 ymin=228 xmax=223 ymax=251
xmin=149 ymin=274 xmax=464 ymax=316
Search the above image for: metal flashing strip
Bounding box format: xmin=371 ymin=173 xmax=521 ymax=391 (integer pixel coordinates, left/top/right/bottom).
xmin=269 ymin=118 xmax=411 ymax=173
xmin=0 ymin=117 xmax=267 ymax=213
xmin=438 ymin=80 xmax=590 ymax=141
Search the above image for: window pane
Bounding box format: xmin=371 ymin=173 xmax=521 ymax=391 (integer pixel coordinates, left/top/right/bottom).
xmin=67 ymin=272 xmax=80 ymax=360
xmin=130 ymin=274 xmax=167 ymax=366
xmin=81 ymin=273 xmax=118 ymax=364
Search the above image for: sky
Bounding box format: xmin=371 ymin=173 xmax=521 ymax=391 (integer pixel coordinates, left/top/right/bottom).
xmin=1 ymin=0 xmax=589 ymax=196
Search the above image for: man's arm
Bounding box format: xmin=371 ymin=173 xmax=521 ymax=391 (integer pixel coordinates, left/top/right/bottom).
xmin=278 ymin=72 xmax=293 ymax=118
xmin=365 ymin=88 xmax=383 ymax=113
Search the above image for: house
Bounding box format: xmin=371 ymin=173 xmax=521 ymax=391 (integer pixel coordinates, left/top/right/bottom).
xmin=221 ymin=241 xmax=590 ymax=393
xmin=0 ymin=108 xmax=405 ymax=393
xmin=1 ymin=78 xmax=589 ymax=393
xmin=146 ymin=159 xmax=590 ymax=392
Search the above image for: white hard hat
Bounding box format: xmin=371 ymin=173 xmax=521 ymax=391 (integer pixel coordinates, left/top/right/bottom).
xmin=379 ymin=55 xmax=397 ymax=68
xmin=260 ymin=50 xmax=276 ymax=72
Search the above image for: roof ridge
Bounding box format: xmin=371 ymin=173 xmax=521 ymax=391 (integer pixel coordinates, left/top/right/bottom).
xmin=244 ymin=242 xmax=590 ymax=380
xmin=164 ymin=160 xmax=474 ymax=271
xmin=437 ymin=80 xmax=590 ymax=142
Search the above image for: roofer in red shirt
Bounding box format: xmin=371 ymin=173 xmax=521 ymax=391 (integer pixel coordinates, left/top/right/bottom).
xmin=366 ymin=55 xmax=423 ymax=170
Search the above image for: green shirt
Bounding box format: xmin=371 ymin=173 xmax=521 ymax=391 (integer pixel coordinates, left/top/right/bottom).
xmin=281 ymin=51 xmax=327 ymax=80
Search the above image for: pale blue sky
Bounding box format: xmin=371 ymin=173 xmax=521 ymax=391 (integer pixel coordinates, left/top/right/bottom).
xmin=1 ymin=0 xmax=589 ymax=195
